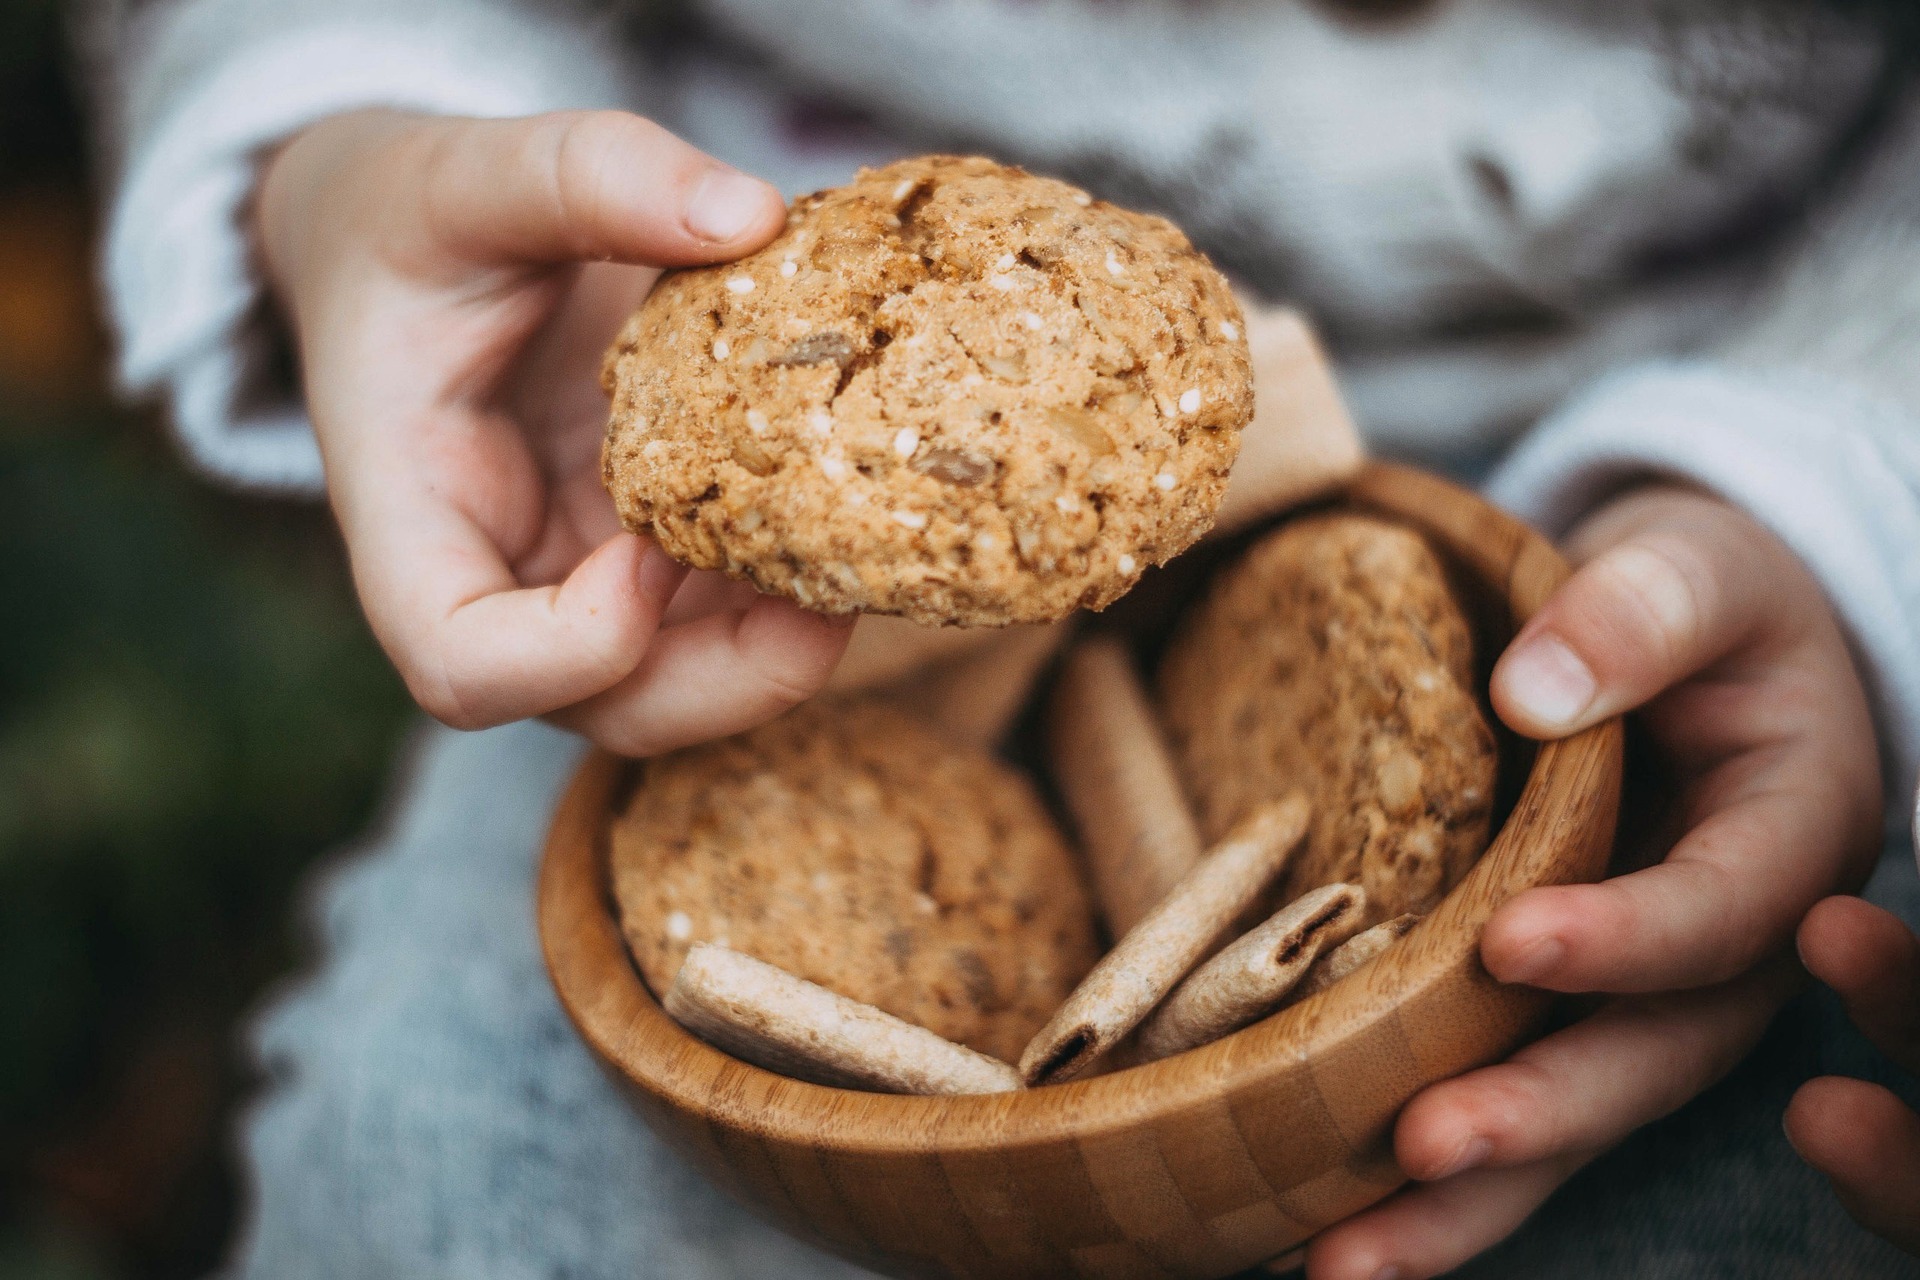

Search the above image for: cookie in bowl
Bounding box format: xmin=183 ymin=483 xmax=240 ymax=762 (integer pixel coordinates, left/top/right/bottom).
xmin=601 ymin=154 xmax=1253 ymax=626
xmin=608 ymin=697 xmax=1100 ymax=1064
xmin=540 ymin=463 xmax=1627 ymax=1279
xmin=1158 ymin=512 xmax=1499 ymax=922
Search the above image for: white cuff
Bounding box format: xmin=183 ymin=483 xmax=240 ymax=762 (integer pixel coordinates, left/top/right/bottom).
xmin=1489 ymin=361 xmax=1920 ymax=794
xmin=105 ymin=15 xmax=631 ymax=494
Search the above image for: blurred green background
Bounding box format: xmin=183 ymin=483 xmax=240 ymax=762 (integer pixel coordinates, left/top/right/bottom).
xmin=0 ymin=3 xmax=414 ymax=1275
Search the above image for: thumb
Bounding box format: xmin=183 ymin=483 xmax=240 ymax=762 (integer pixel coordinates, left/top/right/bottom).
xmin=410 ymin=110 xmax=787 ymax=268
xmin=1491 ymin=494 xmax=1773 ymax=740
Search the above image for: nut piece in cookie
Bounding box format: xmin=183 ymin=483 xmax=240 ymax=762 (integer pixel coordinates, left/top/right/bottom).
xmin=1157 ymin=513 xmax=1498 ymax=921
xmin=609 ymin=698 xmax=1100 ymax=1064
xmin=601 ymin=155 xmax=1253 ymax=626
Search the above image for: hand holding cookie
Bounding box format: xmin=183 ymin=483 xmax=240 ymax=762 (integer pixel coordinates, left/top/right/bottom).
xmin=254 ymin=108 xmax=854 ymax=756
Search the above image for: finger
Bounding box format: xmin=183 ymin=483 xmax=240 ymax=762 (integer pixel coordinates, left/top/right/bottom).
xmin=552 ymin=595 xmax=853 ymax=756
xmin=1785 ymin=1076 xmax=1920 ymax=1254
xmin=1481 ymin=780 xmax=1844 ymax=991
xmin=1798 ymin=896 xmax=1920 ymax=1071
xmin=660 ymin=568 xmax=768 ymax=626
xmin=408 ymin=110 xmax=787 ymax=268
xmin=354 ymin=512 xmax=687 ymax=729
xmin=510 ymin=259 xmax=659 ymax=440
xmin=1492 ymin=499 xmax=1775 ymax=740
xmin=1305 ymin=1157 xmax=1581 ymax=1280
xmin=1394 ymin=958 xmax=1797 ymax=1182
xmin=510 ymin=460 xmax=627 ymax=588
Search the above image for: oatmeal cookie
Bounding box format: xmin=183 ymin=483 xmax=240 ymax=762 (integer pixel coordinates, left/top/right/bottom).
xmin=1157 ymin=513 xmax=1498 ymax=922
xmin=610 ymin=697 xmax=1100 ymax=1063
xmin=602 ymin=155 xmax=1252 ymax=626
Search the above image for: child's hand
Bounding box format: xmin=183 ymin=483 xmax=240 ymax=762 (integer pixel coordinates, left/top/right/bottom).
xmin=1786 ymin=891 xmax=1920 ymax=1254
xmin=255 ymin=109 xmax=853 ymax=755
xmin=1306 ymin=485 xmax=1885 ymax=1278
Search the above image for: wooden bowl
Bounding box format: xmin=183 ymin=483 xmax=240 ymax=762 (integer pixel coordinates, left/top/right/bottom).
xmin=538 ymin=461 xmax=1624 ymax=1279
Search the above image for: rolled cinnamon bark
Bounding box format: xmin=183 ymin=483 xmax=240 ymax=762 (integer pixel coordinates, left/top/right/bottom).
xmin=1135 ymin=883 xmax=1367 ymax=1062
xmin=1017 ymin=794 xmax=1311 ymax=1086
xmin=1047 ymin=636 xmax=1206 ymax=935
xmin=1291 ymin=912 xmax=1421 ymax=1002
xmin=664 ymin=944 xmax=1021 ymax=1095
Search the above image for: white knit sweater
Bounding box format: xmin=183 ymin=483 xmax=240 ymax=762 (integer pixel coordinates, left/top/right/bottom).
xmin=81 ymin=0 xmax=1920 ymax=793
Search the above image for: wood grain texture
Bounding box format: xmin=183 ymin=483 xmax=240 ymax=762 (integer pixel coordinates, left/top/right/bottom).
xmin=539 ymin=460 xmax=1624 ymax=1280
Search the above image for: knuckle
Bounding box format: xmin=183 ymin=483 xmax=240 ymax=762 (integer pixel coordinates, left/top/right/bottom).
xmin=1672 ymin=856 xmax=1758 ymax=980
xmin=569 ymin=610 xmax=647 ymax=690
xmin=552 ymin=110 xmax=626 ymax=178
xmin=1556 ymin=879 xmax=1661 ymax=987
xmin=1467 ymin=1060 xmax=1560 ymax=1143
xmin=1489 ymin=1059 xmax=1558 ymax=1120
xmin=1587 ymin=539 xmax=1709 ymax=668
xmin=737 ymin=609 xmax=843 ymax=713
xmin=545 ymin=114 xmax=597 ymax=254
xmin=751 ymin=660 xmax=821 ymax=713
xmin=555 ymin=561 xmax=653 ymax=686
xmin=1592 ymin=876 xmax=1647 ymax=935
xmin=408 ymin=677 xmax=483 ymax=732
xmin=550 ymin=111 xmax=670 ymax=253
xmin=409 ymin=125 xmax=470 ymax=248
xmin=585 ymin=718 xmax=652 ymax=759
xmin=403 ymin=651 xmax=490 ymax=732
xmin=758 ymin=638 xmax=844 ymax=710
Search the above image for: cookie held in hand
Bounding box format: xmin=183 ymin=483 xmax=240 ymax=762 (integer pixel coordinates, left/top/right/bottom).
xmin=602 ymin=155 xmax=1253 ymax=626
xmin=1158 ymin=513 xmax=1498 ymax=922
xmin=610 ymin=698 xmax=1100 ymax=1064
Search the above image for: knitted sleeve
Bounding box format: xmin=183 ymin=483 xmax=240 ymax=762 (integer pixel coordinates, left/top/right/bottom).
xmin=1492 ymin=82 xmax=1920 ymax=793
xmin=78 ymin=0 xmax=636 ymax=493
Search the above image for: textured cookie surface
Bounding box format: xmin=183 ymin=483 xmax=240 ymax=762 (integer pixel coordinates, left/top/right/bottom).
xmin=602 ymin=155 xmax=1252 ymax=626
xmin=610 ymin=698 xmax=1100 ymax=1063
xmin=1157 ymin=513 xmax=1498 ymax=922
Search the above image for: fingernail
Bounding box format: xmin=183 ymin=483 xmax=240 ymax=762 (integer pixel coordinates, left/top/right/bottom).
xmin=1372 ymin=1266 xmax=1403 ymax=1280
xmin=1500 ymin=635 xmax=1595 ymax=731
xmin=1494 ymin=935 xmax=1564 ymax=985
xmin=686 ymin=168 xmax=774 ymax=242
xmin=1429 ymin=1134 xmax=1491 ymax=1180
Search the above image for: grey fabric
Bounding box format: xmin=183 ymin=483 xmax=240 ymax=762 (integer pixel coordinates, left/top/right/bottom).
xmin=83 ymin=0 xmax=1920 ymax=466
xmin=232 ymin=719 xmax=877 ymax=1280
xmin=230 ymin=717 xmax=1920 ymax=1279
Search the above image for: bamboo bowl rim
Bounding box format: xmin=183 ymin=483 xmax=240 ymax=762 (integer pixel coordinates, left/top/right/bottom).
xmin=540 ymin=460 xmax=1624 ymax=1160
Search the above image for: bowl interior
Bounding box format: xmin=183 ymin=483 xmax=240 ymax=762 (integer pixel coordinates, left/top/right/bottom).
xmin=1084 ymin=473 xmax=1538 ymax=875
xmin=539 ymin=461 xmax=1624 ymax=1277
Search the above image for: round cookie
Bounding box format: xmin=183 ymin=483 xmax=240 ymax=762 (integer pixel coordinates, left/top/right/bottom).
xmin=1156 ymin=513 xmax=1498 ymax=923
xmin=610 ymin=697 xmax=1100 ymax=1064
xmin=602 ymin=154 xmax=1253 ymax=626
